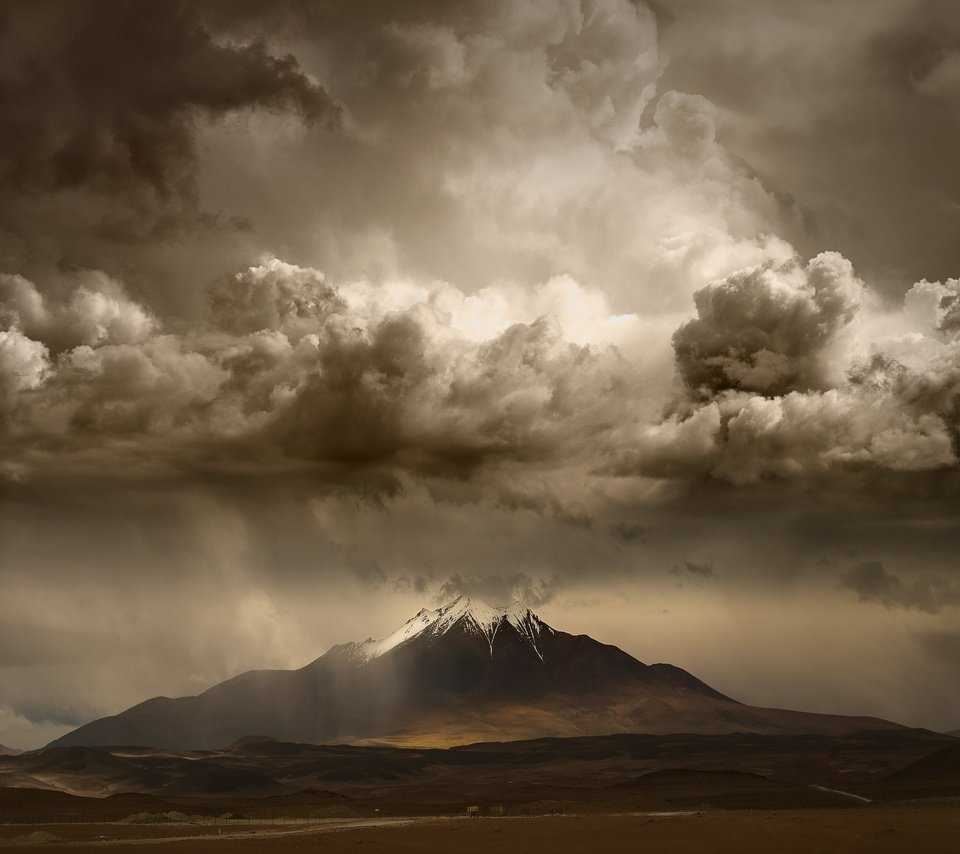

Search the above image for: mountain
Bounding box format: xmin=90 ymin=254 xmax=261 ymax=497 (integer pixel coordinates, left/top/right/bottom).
xmin=50 ymin=596 xmax=906 ymax=750
xmin=0 ymin=745 xmax=23 ymax=757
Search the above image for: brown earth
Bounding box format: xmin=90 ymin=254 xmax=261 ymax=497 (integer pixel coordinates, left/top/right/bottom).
xmin=4 ymin=730 xmax=954 ymax=801
xmin=3 ymin=728 xmax=959 ymax=851
xmin=2 ymin=809 xmax=960 ymax=853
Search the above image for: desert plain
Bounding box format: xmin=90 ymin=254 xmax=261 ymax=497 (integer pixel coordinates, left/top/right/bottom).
xmin=3 ymin=732 xmax=960 ymax=852
xmin=2 ymin=805 xmax=960 ymax=853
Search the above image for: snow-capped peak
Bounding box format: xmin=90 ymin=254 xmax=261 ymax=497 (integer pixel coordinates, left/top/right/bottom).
xmin=349 ymin=595 xmax=550 ymax=663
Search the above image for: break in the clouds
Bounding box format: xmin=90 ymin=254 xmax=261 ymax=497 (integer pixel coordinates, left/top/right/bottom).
xmin=2 ymin=0 xmax=960 ymax=747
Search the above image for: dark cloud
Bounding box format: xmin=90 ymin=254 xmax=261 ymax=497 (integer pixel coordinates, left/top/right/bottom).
xmin=208 ymin=261 xmax=344 ymax=337
xmin=655 ymin=0 xmax=960 ymax=294
xmin=255 ymin=304 xmax=637 ymax=478
xmin=672 ymin=253 xmax=862 ymax=399
xmin=670 ymin=560 xmax=715 ymax=585
xmin=2 ymin=251 xmax=957 ymax=495
xmin=610 ymin=521 xmax=647 ymax=543
xmin=162 ymin=0 xmax=796 ymax=312
xmin=605 ymin=249 xmax=960 ymax=484
xmin=0 ymin=262 xmax=645 ymax=489
xmin=840 ymin=561 xmax=960 ymax=614
xmin=495 ymin=483 xmax=594 ymax=530
xmin=0 ymin=0 xmax=338 ymax=246
xmin=869 ymin=1 xmax=960 ymax=95
xmin=0 ymin=271 xmax=156 ymax=355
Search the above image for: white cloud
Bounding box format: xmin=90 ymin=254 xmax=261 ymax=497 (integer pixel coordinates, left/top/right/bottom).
xmin=0 ymin=328 xmax=48 ymax=398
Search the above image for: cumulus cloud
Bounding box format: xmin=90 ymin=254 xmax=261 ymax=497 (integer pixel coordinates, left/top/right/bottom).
xmin=673 ymin=252 xmax=863 ymax=399
xmin=179 ymin=0 xmax=800 ymax=318
xmin=602 ymin=403 xmax=720 ymax=478
xmin=208 ymin=259 xmax=344 ymax=338
xmin=0 ymin=329 xmax=49 ymax=410
xmin=269 ymin=306 xmax=635 ymax=477
xmin=902 ymin=277 xmax=960 ymax=337
xmin=709 ymin=387 xmax=955 ymax=484
xmin=3 ymin=250 xmax=958 ymax=493
xmin=652 ymin=91 xmax=718 ymax=160
xmin=42 ymin=338 xmax=228 ymax=438
xmin=841 ymin=561 xmax=960 ymax=614
xmin=606 ymin=250 xmax=960 ymax=484
xmin=0 ymin=2 xmax=953 ymax=504
xmin=0 ymin=260 xmax=647 ymax=485
xmin=0 ymin=273 xmax=157 ymax=353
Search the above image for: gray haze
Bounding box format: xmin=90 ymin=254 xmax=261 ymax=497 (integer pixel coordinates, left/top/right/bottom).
xmin=1 ymin=0 xmax=959 ymax=747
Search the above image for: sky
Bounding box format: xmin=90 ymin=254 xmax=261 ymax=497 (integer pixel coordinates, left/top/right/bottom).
xmin=1 ymin=0 xmax=960 ymax=748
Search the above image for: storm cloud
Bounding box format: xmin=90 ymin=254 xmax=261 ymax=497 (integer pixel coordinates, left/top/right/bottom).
xmin=4 ymin=254 xmax=956 ymax=491
xmin=654 ymin=0 xmax=960 ymax=293
xmin=0 ymin=262 xmax=644 ymax=483
xmin=672 ymin=253 xmax=863 ymax=399
xmin=0 ymin=0 xmax=337 ymax=235
xmin=606 ymin=251 xmax=960 ymax=485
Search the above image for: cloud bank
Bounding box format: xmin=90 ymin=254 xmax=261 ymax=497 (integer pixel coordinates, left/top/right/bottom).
xmin=2 ymin=253 xmax=957 ymax=493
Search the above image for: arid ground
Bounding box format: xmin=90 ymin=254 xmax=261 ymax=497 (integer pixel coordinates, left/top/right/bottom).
xmin=3 ymin=733 xmax=959 ymax=851
xmin=2 ymin=809 xmax=960 ymax=853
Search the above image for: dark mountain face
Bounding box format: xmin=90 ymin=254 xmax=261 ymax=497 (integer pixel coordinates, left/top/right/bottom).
xmin=50 ymin=597 xmax=905 ymax=750
xmin=887 ymin=743 xmax=960 ymax=782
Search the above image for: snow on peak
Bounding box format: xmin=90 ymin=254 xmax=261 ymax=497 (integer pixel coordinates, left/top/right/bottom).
xmin=351 ymin=607 xmax=439 ymax=662
xmin=350 ymin=595 xmax=550 ymax=663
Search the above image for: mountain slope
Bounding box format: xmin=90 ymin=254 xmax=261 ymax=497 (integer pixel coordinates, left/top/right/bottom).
xmin=51 ymin=596 xmax=905 ymax=749
xmin=887 ymin=743 xmax=960 ymax=782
